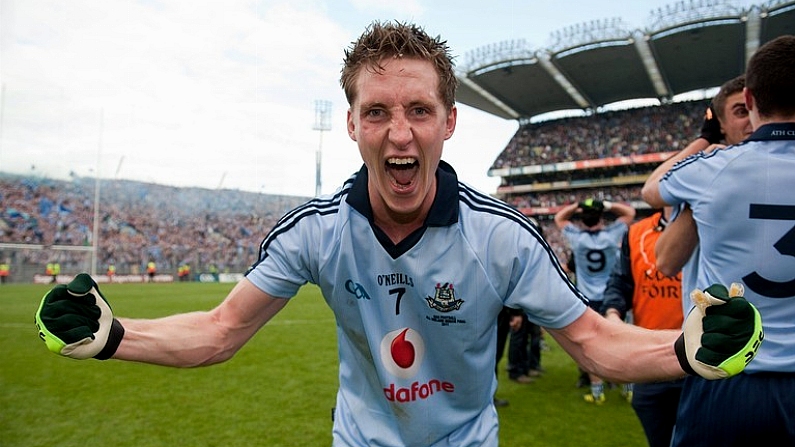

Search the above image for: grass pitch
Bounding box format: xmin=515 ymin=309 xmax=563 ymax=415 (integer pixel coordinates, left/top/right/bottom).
xmin=2 ymin=282 xmax=645 ymax=446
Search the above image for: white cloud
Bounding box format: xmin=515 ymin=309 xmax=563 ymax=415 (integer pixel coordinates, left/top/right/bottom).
xmin=8 ymin=0 xmax=746 ymax=197
xmin=1 ymin=0 xmax=360 ymax=196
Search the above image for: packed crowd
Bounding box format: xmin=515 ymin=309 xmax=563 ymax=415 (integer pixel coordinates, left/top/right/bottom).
xmin=506 ymin=185 xmax=642 ymax=211
xmin=0 ymin=175 xmax=306 ymax=275
xmin=491 ymin=100 xmax=706 ymax=169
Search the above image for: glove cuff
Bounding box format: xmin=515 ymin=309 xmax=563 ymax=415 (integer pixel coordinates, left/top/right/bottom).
xmin=674 ymin=333 xmax=697 ymax=376
xmin=94 ymin=318 xmax=125 ymax=360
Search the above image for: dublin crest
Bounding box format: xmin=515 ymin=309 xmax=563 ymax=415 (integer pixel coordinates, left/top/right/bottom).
xmin=426 ymin=282 xmax=464 ymax=312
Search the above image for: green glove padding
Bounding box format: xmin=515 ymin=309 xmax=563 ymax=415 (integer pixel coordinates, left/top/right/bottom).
xmin=675 ymin=283 xmax=764 ymax=379
xmin=35 ymin=273 xmax=124 ymax=360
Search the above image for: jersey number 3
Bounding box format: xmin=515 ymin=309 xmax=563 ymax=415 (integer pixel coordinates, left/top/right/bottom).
xmin=742 ymin=204 xmax=795 ymax=298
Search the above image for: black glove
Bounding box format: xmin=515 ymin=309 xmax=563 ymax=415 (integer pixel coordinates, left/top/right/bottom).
xmin=578 ymin=198 xmax=604 ymax=212
xmin=675 ymin=283 xmax=763 ymax=379
xmin=35 ymin=273 xmax=125 ymax=360
xmin=699 ymin=105 xmax=723 ymax=145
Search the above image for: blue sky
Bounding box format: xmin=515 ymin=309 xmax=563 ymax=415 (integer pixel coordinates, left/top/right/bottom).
xmin=0 ymin=0 xmax=757 ymax=197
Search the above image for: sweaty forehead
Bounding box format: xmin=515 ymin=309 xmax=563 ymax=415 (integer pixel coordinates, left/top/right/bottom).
xmin=353 ymin=58 xmax=441 ymax=106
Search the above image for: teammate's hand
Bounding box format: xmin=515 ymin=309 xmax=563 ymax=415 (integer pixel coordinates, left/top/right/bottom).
xmin=699 ymin=105 xmax=723 ymax=144
xmin=578 ymin=198 xmax=604 ymax=212
xmin=35 ymin=273 xmax=125 ymax=360
xmin=675 ymin=283 xmax=763 ymax=379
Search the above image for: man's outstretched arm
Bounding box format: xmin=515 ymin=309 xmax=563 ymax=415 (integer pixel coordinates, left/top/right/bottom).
xmin=115 ymin=279 xmax=289 ymax=367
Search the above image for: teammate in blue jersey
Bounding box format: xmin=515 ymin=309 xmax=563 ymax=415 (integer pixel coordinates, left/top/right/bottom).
xmin=642 ymin=35 xmax=795 ymax=446
xmin=650 ymin=74 xmax=752 ymax=317
xmin=555 ymin=198 xmax=635 ymax=403
xmin=34 ymin=21 xmax=763 ymax=447
xmin=554 ymin=199 xmax=636 ymax=306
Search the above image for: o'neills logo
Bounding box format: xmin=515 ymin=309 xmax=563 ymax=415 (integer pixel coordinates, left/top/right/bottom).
xmin=380 ymin=328 xmax=455 ymax=402
xmin=384 ymin=379 xmax=455 ymax=402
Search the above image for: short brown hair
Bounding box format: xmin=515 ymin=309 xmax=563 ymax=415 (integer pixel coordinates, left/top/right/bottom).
xmin=340 ymin=21 xmax=458 ymax=111
xmin=745 ymin=35 xmax=795 ymax=118
xmin=711 ymin=75 xmax=745 ymax=122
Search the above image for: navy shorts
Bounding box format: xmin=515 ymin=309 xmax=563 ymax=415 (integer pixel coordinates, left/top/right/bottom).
xmin=672 ymin=372 xmax=795 ymax=446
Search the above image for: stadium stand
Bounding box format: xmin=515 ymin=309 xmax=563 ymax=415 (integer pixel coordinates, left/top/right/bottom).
xmin=455 ymin=0 xmax=795 ymax=265
xmin=0 ymin=174 xmax=307 ymax=282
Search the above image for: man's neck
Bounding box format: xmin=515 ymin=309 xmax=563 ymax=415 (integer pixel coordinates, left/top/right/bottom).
xmin=370 ymin=190 xmax=435 ymax=245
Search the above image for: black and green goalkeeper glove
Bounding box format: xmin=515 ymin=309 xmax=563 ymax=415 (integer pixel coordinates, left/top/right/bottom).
xmin=699 ymin=104 xmax=724 ymax=145
xmin=675 ymin=283 xmax=763 ymax=379
xmin=35 ymin=273 xmax=125 ymax=360
xmin=578 ymin=198 xmax=604 ymax=212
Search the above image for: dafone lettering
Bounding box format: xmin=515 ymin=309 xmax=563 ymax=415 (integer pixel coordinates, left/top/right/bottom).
xmin=383 ymin=379 xmax=455 ymax=402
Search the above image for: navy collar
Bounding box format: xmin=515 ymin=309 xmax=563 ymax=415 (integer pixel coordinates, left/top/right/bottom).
xmin=345 ymin=160 xmax=460 ymax=258
xmin=345 ymin=160 xmax=460 ymax=227
xmin=745 ymin=122 xmax=795 ymax=142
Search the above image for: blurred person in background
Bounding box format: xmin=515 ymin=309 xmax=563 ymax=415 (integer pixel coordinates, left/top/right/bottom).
xmin=0 ymin=259 xmax=10 ymax=284
xmin=555 ymin=198 xmax=636 ymax=404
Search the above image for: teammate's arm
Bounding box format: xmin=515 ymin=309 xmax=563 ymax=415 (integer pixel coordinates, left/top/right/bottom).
xmin=655 ymin=206 xmax=699 ymax=277
xmin=605 ymin=201 xmax=636 ymax=226
xmin=643 ymin=103 xmax=726 ymax=207
xmin=553 ymin=202 xmax=580 ymax=230
xmin=114 ymin=279 xmax=288 ymax=367
xmin=642 ymin=138 xmax=711 ymax=208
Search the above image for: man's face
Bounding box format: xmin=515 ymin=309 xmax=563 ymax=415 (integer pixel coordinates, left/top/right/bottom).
xmin=718 ymin=91 xmax=753 ymax=145
xmin=347 ymin=57 xmax=456 ymax=223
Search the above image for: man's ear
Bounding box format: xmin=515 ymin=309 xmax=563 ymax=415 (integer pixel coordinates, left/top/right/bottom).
xmin=347 ymin=109 xmax=357 ymax=141
xmin=444 ymin=105 xmax=457 ymax=140
xmin=743 ymin=87 xmax=755 ymax=113
xmin=743 ymin=87 xmax=762 ymax=130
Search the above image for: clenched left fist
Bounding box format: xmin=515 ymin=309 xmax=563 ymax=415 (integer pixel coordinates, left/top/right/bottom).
xmin=675 ymin=283 xmax=763 ymax=379
xmin=35 ymin=273 xmax=125 ymax=360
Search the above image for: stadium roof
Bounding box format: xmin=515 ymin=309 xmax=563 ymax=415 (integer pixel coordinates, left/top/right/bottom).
xmin=456 ymin=0 xmax=795 ymax=121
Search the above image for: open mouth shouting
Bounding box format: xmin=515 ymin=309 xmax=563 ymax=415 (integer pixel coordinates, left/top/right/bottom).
xmin=386 ymin=157 xmax=419 ymax=192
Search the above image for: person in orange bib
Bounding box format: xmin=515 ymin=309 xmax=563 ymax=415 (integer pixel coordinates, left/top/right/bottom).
xmin=600 ymin=207 xmax=684 ymax=447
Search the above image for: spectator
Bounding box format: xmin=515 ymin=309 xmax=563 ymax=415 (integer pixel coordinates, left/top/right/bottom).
xmin=146 ymin=260 xmax=156 ymax=283
xmin=508 ymin=218 xmax=547 ymax=383
xmin=0 ymin=259 xmax=9 ymax=284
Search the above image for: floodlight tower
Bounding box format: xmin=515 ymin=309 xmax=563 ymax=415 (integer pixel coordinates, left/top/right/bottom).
xmin=90 ymin=108 xmax=103 ymax=276
xmin=312 ymin=100 xmax=332 ymax=197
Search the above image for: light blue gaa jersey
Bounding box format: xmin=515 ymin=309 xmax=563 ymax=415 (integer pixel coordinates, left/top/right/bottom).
xmin=562 ymin=221 xmax=627 ymax=303
xmin=659 ymin=123 xmax=795 ymax=374
xmin=246 ymin=161 xmax=587 ymax=446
